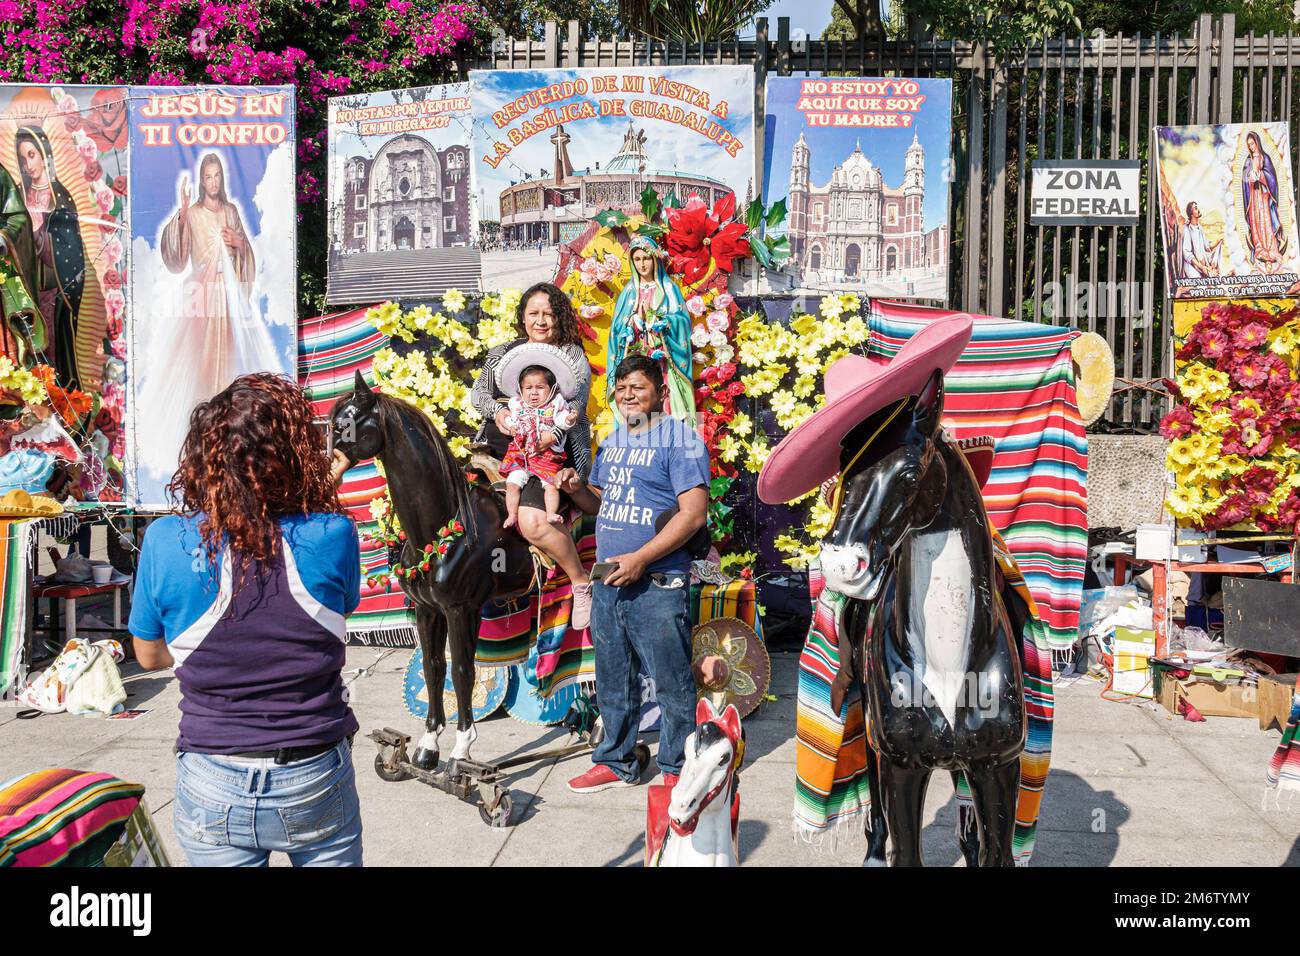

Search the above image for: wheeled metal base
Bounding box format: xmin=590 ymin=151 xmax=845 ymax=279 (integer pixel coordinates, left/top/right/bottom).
xmin=368 ymin=726 xmax=650 ymax=828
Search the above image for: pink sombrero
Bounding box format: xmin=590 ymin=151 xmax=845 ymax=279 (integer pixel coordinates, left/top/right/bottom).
xmin=757 ymin=314 xmax=974 ymax=504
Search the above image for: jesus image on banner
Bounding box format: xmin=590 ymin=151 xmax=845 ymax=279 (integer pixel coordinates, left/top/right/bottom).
xmin=1241 ymin=130 xmax=1288 ymax=272
xmin=136 ymin=151 xmax=282 ymax=472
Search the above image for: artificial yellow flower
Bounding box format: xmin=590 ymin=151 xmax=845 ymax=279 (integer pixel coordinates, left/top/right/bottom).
xmin=443 ymin=289 xmax=467 ymax=313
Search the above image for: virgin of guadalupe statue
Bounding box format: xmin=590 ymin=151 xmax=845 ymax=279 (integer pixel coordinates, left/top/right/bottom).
xmin=136 ymin=151 xmax=282 ymax=476
xmin=15 ymin=126 xmax=85 ymax=389
xmin=1241 ymin=130 xmax=1287 ymax=271
xmin=607 ymin=235 xmax=696 ymax=427
xmin=0 ymin=164 xmax=44 ymax=369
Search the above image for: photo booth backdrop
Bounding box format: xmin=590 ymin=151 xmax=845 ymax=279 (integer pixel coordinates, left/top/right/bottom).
xmin=470 ymin=65 xmax=756 ymax=293
xmin=762 ymin=76 xmax=953 ymax=302
xmin=126 ymin=85 xmax=298 ymax=507
xmin=1155 ymin=122 xmax=1300 ymax=300
xmin=326 ymin=83 xmax=478 ymax=305
xmin=0 ymin=84 xmax=130 ymax=497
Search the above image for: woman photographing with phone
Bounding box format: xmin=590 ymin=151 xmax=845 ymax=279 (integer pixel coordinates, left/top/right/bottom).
xmin=130 ymin=373 xmax=364 ymax=866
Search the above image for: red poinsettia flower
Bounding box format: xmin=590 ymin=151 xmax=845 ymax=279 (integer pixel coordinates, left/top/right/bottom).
xmin=1160 ymin=405 xmax=1194 ymax=440
xmin=665 ymin=194 xmax=751 ymax=285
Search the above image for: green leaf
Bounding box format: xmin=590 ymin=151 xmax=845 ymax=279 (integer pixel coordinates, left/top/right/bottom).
xmin=765 ymin=198 xmax=787 ymax=231
xmin=750 ymin=236 xmax=773 ymax=269
xmin=594 ymin=208 xmax=628 ymax=229
xmin=767 ymin=235 xmax=791 ymax=266
xmin=640 ymin=185 xmax=661 ymax=221
xmin=636 ymin=222 xmax=668 ymax=240
xmin=710 ymin=475 xmax=735 ymax=497
xmin=664 ymin=190 xmax=682 ymax=210
xmin=744 ymin=198 xmax=764 ymax=231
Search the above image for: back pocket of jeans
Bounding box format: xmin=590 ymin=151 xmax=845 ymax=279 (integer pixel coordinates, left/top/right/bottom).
xmin=278 ymin=786 xmax=345 ymax=846
xmin=175 ymin=787 xmax=231 ymax=847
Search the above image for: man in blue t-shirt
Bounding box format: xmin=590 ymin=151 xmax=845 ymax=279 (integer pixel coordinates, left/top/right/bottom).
xmin=556 ymin=354 xmax=710 ymax=793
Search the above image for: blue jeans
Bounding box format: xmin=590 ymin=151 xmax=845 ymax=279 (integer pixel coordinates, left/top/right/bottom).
xmin=591 ymin=573 xmax=696 ymax=780
xmin=173 ymin=741 xmax=362 ymax=867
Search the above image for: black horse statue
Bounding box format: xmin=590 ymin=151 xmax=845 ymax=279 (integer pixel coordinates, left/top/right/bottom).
xmin=819 ymin=371 xmax=1027 ymax=866
xmin=332 ymin=371 xmax=535 ymax=769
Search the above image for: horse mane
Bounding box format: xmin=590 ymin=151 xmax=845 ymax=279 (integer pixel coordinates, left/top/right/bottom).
xmin=368 ymin=389 xmax=479 ymax=546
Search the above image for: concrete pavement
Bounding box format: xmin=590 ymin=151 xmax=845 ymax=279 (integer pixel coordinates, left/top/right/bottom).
xmin=2 ymin=647 xmax=1297 ymax=866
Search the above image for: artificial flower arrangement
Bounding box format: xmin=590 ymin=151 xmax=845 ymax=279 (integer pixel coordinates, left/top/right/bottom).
xmin=365 ymin=290 xmax=521 ymax=462
xmin=726 ymin=292 xmax=868 ymax=568
xmin=1161 ymin=299 xmax=1300 ymax=533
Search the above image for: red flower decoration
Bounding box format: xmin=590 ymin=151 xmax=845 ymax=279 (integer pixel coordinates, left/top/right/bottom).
xmin=664 ymin=194 xmax=751 ymax=285
xmin=1160 ymin=405 xmax=1194 ymax=440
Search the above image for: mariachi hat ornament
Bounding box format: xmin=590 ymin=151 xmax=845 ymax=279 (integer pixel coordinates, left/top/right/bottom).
xmin=691 ymin=617 xmax=770 ymax=719
xmin=0 ymin=488 xmax=63 ymax=518
xmin=496 ymin=342 xmax=583 ymax=402
xmin=1070 ymin=331 xmax=1115 ymax=426
xmin=758 ymin=314 xmax=974 ymax=504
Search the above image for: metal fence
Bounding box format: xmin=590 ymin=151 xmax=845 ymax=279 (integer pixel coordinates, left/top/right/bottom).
xmin=485 ymin=14 xmax=1300 ymax=429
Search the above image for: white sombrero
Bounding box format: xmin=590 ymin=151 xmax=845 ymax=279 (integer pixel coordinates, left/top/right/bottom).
xmin=496 ymin=342 xmax=583 ymax=402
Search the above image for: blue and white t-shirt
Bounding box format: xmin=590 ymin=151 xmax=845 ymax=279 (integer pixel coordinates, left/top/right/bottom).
xmin=590 ymin=415 xmax=710 ymax=574
xmin=129 ymin=512 xmax=361 ymax=755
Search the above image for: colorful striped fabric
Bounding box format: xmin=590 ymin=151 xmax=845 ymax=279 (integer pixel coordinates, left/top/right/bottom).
xmin=0 ymin=519 xmax=33 ymax=697
xmin=1266 ymin=675 xmax=1300 ymax=795
xmin=0 ymin=769 xmax=144 ymax=867
xmin=299 ymin=307 xmax=416 ymax=645
xmin=867 ymin=300 xmax=1089 ymax=651
xmin=793 ymin=565 xmax=872 ymax=840
xmin=692 ymin=579 xmax=764 ymax=639
xmin=793 ymin=532 xmax=1054 ymax=863
xmin=534 ymin=518 xmax=597 ymax=697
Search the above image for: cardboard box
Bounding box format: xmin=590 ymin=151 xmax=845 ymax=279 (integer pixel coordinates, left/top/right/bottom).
xmin=1156 ymin=671 xmax=1257 ymax=720
xmin=1257 ymin=673 xmax=1299 ymax=732
xmin=1112 ymin=626 xmax=1156 ymax=698
xmin=103 ymin=800 xmax=171 ymax=867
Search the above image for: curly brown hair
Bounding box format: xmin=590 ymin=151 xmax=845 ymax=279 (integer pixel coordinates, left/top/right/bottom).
xmin=516 ymin=282 xmax=583 ymax=347
xmin=167 ymin=373 xmax=343 ymax=577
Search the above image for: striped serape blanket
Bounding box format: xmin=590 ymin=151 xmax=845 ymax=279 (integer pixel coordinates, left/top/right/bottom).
xmin=793 ymin=530 xmax=1054 ymax=864
xmin=1 ymin=769 xmax=144 ymax=867
xmin=1266 ymin=674 xmax=1300 ymax=796
xmin=794 ymin=564 xmax=873 ymax=840
xmin=868 ymin=300 xmax=1088 ymax=652
xmin=299 ymin=306 xmax=416 ymax=646
xmin=534 ymin=517 xmax=597 ymax=697
xmin=692 ymin=578 xmax=764 ymax=638
xmin=0 ymin=519 xmax=33 ymax=697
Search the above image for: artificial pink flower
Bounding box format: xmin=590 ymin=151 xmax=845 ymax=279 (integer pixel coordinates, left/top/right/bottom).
xmin=1235 ymin=322 xmax=1269 ymax=349
xmin=685 ymin=296 xmax=706 ymax=317
xmin=1160 ymin=405 xmax=1194 ymax=441
xmin=706 ymin=310 xmax=729 ymax=333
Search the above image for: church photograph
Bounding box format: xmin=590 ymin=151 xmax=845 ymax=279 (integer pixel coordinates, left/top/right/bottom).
xmin=763 ymin=76 xmax=953 ymax=301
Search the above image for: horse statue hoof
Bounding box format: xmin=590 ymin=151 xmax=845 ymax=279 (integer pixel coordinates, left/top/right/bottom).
xmin=411 ymin=747 xmax=441 ymax=771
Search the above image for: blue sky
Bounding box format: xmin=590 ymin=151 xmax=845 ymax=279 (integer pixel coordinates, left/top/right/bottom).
xmin=737 ymin=0 xmax=854 ymax=39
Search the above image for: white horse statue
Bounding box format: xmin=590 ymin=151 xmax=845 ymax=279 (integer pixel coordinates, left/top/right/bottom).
xmin=645 ymin=698 xmax=745 ymax=867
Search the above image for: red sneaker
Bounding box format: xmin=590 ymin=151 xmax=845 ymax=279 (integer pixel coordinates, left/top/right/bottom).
xmin=661 ymin=773 xmax=679 ymax=789
xmin=568 ymin=764 xmax=636 ymax=794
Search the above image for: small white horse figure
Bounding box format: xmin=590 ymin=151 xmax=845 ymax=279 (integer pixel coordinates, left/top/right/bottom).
xmin=646 ymin=698 xmax=745 ymax=867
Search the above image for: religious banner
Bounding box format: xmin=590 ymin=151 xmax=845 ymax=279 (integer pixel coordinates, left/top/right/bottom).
xmin=0 ymin=85 xmax=131 ymax=499
xmin=1155 ymin=122 xmax=1300 ymax=299
xmin=326 ymin=83 xmax=477 ymax=305
xmin=762 ymin=76 xmax=953 ymax=301
xmin=470 ymin=66 xmax=756 ymax=291
xmin=126 ymin=86 xmax=297 ymax=506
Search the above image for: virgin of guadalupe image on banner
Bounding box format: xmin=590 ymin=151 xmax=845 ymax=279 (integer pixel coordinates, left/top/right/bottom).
xmin=0 ymin=85 xmax=130 ymax=500
xmin=127 ymin=86 xmax=297 ymax=506
xmin=762 ymin=76 xmax=953 ymax=300
xmin=608 ymin=234 xmax=695 ymax=426
xmin=1155 ymin=122 xmax=1300 ymax=299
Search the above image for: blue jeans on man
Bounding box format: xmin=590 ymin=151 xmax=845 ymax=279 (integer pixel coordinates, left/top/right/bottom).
xmin=173 ymin=741 xmax=362 ymax=866
xmin=591 ymin=571 xmax=697 ymax=780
